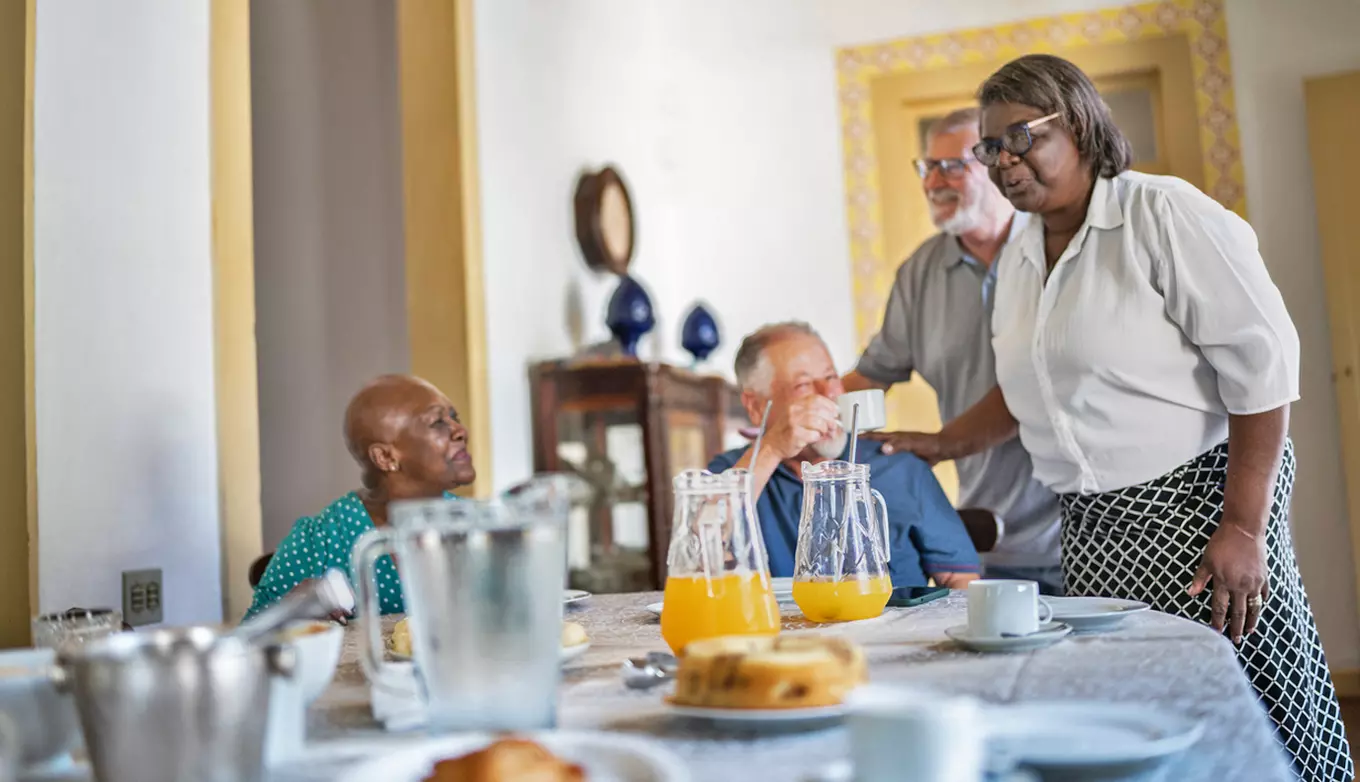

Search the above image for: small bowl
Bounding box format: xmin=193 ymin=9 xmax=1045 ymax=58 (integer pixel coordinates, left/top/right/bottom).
xmin=0 ymin=648 xmax=80 ymax=769
xmin=279 ymin=620 xmax=344 ymax=704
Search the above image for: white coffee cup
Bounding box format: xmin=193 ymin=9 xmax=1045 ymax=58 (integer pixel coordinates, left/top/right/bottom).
xmin=847 ymin=685 xmax=984 ymax=782
xmin=967 ymin=579 xmax=1052 ymax=637
xmin=837 ymin=389 xmax=887 ymax=433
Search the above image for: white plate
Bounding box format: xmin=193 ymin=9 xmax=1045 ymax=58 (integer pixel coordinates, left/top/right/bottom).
xmin=985 ymin=702 xmax=1203 ymax=771
xmin=1045 ymin=597 xmax=1149 ymax=631
xmin=801 ymin=760 xmax=1039 ymax=782
xmin=561 ymin=642 xmax=590 ymax=664
xmin=646 ymin=582 xmax=795 ymax=617
xmin=770 ymin=577 xmax=795 ymax=602
xmin=334 ymin=730 xmax=689 ymax=782
xmin=944 ymin=622 xmax=1072 ymax=653
xmin=666 ymin=701 xmax=846 ymax=724
xmin=564 ymin=589 xmax=592 ymax=605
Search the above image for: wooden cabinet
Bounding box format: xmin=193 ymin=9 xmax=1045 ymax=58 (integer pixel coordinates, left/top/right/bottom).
xmin=529 ymin=360 xmax=749 ymax=592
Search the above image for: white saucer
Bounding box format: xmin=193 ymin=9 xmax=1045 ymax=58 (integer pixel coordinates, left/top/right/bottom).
xmin=560 ymin=642 xmax=590 ymax=664
xmin=564 ymin=589 xmax=592 ymax=605
xmin=333 ymin=730 xmax=689 ymax=782
xmin=645 ymin=597 xmax=793 ymax=617
xmin=666 ymin=700 xmax=846 ymax=725
xmin=985 ymin=701 xmax=1203 ymax=772
xmin=646 ymin=582 xmax=795 ymax=617
xmin=944 ymin=622 xmax=1072 ymax=653
xmin=1045 ymin=597 xmax=1149 ymax=631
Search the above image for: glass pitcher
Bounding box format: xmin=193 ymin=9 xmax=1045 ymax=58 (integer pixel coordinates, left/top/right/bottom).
xmin=351 ymin=475 xmax=576 ymax=732
xmin=793 ymin=460 xmax=892 ymax=623
xmin=660 ymin=469 xmax=780 ymax=654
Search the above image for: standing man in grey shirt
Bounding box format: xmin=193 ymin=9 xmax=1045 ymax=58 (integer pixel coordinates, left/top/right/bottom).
xmin=842 ymin=107 xmax=1063 ymax=594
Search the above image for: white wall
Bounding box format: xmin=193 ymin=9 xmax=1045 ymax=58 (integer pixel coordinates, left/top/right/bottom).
xmin=473 ymin=0 xmax=855 ymax=491
xmin=818 ymin=0 xmax=1128 ymax=46
xmin=817 ymin=0 xmax=1360 ymax=666
xmin=1224 ymin=0 xmax=1360 ymax=668
xmin=33 ymin=1 xmax=222 ymax=623
xmin=251 ymin=0 xmax=409 ymax=550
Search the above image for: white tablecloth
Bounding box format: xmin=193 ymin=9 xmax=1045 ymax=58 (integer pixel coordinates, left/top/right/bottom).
xmin=267 ymin=592 xmax=1293 ymax=782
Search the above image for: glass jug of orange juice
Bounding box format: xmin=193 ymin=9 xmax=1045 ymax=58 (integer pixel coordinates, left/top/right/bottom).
xmin=792 ymin=461 xmax=892 ymax=623
xmin=660 ymin=469 xmax=780 ymax=654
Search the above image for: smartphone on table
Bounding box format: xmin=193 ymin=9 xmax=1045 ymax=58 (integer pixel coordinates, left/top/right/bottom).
xmin=886 ymin=585 xmax=950 ymax=608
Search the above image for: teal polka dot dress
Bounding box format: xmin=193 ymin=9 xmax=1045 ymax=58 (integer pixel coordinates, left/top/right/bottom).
xmin=244 ymin=492 xmax=406 ymax=619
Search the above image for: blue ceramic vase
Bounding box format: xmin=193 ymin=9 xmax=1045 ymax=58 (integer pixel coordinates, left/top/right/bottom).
xmin=606 ymin=276 xmax=655 ymax=357
xmin=680 ymin=303 xmax=720 ymax=363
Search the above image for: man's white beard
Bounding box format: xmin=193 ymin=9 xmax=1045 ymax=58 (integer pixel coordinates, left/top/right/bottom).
xmin=811 ymin=428 xmax=849 ymax=460
xmin=931 ymin=189 xmax=985 ymax=235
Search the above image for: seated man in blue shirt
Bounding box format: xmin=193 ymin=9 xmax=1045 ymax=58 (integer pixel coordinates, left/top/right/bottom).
xmin=708 ymin=322 xmax=979 ymax=588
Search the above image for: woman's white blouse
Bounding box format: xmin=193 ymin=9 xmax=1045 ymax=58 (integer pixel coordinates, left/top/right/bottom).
xmin=991 ymin=171 xmax=1300 ymax=495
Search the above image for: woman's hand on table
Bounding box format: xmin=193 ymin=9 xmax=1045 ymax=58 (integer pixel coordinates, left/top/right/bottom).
xmin=1188 ymin=518 xmax=1269 ymax=644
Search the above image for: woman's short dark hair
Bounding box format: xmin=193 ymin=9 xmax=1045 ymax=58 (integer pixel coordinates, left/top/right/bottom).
xmin=977 ymin=54 xmax=1133 ymax=178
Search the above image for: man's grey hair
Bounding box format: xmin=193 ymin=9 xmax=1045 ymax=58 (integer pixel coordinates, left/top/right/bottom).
xmin=925 ymin=106 xmax=980 ymax=142
xmin=733 ymin=321 xmax=823 ymax=393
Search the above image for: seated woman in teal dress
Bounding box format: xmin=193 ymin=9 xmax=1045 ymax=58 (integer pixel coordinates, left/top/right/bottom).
xmin=244 ymin=374 xmax=477 ymax=619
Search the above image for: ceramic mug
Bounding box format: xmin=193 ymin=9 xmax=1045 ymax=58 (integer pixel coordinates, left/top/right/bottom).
xmin=967 ymin=580 xmax=1052 ymax=637
xmin=847 ymin=685 xmax=984 ymax=782
xmin=837 ymin=389 xmax=887 ymax=433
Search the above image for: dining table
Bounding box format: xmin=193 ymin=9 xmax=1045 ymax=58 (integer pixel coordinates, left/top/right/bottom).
xmin=253 ymin=590 xmax=1298 ymax=782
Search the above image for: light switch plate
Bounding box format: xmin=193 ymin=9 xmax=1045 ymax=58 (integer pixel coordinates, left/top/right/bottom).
xmin=122 ymin=568 xmax=163 ymax=626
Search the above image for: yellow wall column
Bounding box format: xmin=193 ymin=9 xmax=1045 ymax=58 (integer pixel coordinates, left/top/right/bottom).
xmin=0 ymin=0 xmax=35 ymax=647
xmin=212 ymin=0 xmax=264 ymax=621
xmin=397 ymin=0 xmax=492 ymax=495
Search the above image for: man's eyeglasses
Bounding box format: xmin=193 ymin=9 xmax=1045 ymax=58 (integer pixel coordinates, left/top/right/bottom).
xmin=971 ymin=112 xmax=1061 ymax=167
xmin=913 ymin=157 xmax=976 ymax=179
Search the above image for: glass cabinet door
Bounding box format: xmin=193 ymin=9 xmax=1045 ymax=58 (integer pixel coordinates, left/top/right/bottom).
xmin=554 ymin=407 xmax=652 ymax=593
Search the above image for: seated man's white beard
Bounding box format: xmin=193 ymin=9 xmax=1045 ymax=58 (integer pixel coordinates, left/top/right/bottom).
xmin=810 ymin=428 xmax=850 ymax=460
xmin=933 ymin=194 xmax=985 ymax=235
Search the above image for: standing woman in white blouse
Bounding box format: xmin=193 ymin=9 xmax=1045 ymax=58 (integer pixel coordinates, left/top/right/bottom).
xmin=887 ymin=54 xmax=1350 ymax=781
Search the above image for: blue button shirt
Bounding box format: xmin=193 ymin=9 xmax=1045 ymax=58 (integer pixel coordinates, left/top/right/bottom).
xmin=707 ymin=442 xmax=980 ymax=587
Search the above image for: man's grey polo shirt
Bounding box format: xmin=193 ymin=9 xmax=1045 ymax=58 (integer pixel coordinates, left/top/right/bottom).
xmin=856 ymin=214 xmax=1061 ymax=568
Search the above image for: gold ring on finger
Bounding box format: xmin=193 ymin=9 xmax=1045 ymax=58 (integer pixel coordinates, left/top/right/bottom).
xmin=1248 ymin=595 xmax=1264 ymax=609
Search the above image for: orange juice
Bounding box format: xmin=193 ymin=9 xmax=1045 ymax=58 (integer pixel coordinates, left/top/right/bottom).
xmin=660 ymin=573 xmax=780 ymax=654
xmin=793 ymin=575 xmax=892 ymax=623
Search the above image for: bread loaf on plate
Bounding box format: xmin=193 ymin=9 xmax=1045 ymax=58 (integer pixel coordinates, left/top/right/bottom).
xmin=670 ymin=634 xmax=866 ymax=709
xmin=422 ymin=737 xmax=585 ymax=782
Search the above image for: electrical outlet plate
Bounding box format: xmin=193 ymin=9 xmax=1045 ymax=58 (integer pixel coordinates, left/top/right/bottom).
xmin=122 ymin=568 xmax=163 ymax=626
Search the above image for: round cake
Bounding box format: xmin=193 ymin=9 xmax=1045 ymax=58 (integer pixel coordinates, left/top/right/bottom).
xmin=670 ymin=634 xmax=866 ymax=709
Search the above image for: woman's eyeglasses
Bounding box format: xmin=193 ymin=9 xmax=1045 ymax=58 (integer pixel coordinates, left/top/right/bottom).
xmin=913 ymin=157 xmax=976 ymax=179
xmin=972 ymin=112 xmax=1061 ymax=166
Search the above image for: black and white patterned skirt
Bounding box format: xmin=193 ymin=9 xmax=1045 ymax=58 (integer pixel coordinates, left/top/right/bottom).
xmin=1061 ymin=440 xmax=1352 ymax=782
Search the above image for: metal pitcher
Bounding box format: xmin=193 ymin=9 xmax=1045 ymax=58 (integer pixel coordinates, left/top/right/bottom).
xmin=54 ymin=627 xmax=294 ymax=782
